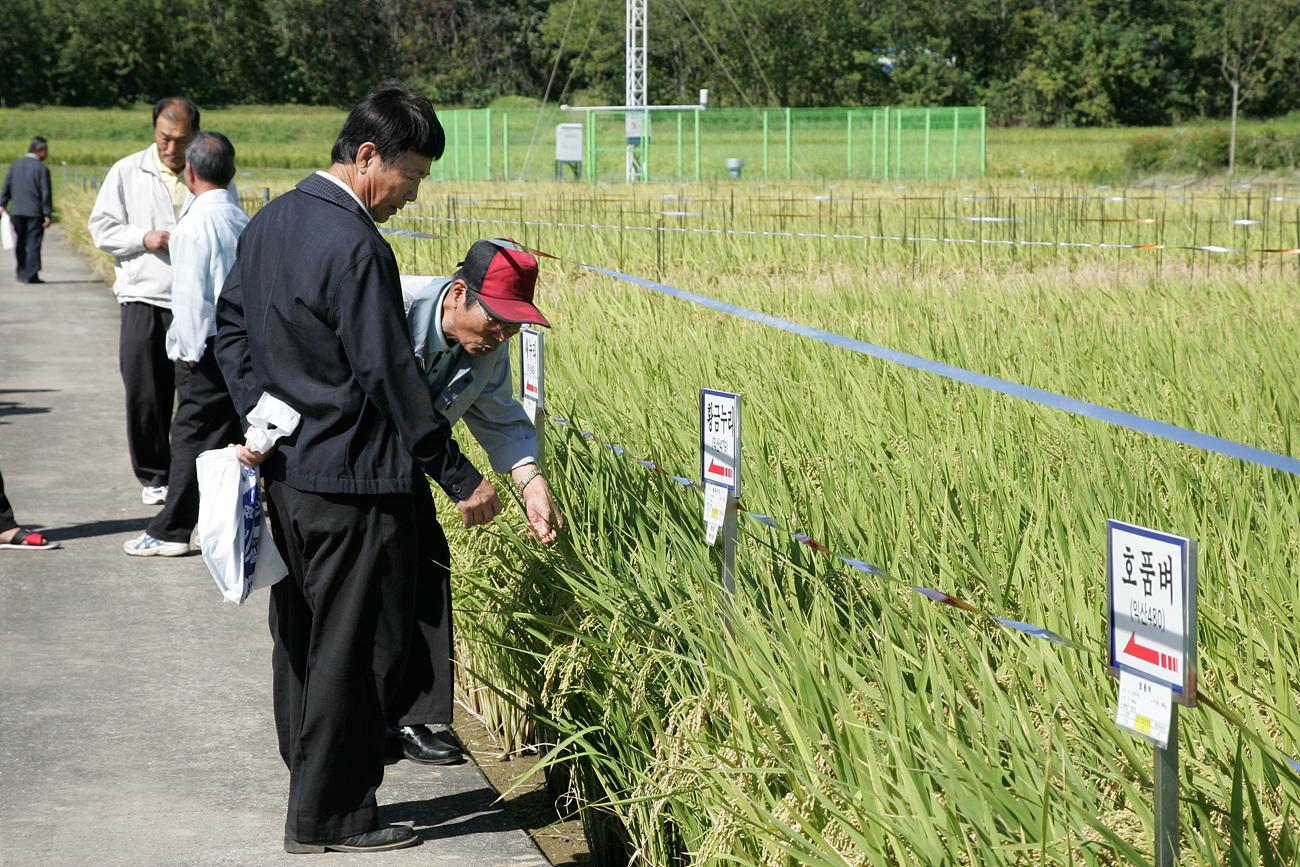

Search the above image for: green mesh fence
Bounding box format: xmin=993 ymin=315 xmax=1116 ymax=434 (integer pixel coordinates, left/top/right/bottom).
xmin=433 ymin=106 xmax=987 ymax=183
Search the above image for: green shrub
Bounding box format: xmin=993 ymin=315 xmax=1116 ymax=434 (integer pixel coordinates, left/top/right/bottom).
xmin=1122 ymin=133 xmax=1174 ymax=173
xmin=1123 ymin=127 xmax=1300 ymax=175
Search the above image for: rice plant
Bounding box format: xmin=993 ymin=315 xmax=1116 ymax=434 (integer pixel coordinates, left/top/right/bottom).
xmin=394 ymin=179 xmax=1300 ymax=866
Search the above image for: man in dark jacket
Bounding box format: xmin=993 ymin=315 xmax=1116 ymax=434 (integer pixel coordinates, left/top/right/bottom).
xmin=215 ymin=85 xmax=501 ymax=855
xmin=0 ymin=136 xmax=53 ymax=284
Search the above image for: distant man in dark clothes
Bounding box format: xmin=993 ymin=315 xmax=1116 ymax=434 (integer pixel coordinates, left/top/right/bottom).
xmin=215 ymin=85 xmax=500 ymax=855
xmin=0 ymin=136 xmax=53 ymax=284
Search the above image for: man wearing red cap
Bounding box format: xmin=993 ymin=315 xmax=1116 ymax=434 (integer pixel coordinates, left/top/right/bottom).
xmin=391 ymin=238 xmax=562 ymax=764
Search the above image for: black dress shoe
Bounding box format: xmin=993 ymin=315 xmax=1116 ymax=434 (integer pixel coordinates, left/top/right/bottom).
xmin=24 ymin=277 xmax=43 ymax=284
xmin=284 ymin=824 xmax=420 ymax=854
xmin=389 ymin=724 xmax=464 ymax=765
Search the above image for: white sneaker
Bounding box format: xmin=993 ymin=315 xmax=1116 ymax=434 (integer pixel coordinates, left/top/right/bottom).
xmin=142 ymin=485 xmax=168 ymax=506
xmin=123 ymin=532 xmax=190 ymax=557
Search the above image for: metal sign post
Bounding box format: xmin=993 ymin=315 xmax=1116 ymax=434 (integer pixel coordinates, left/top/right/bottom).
xmin=520 ymin=328 xmax=545 ymax=466
xmin=700 ymin=389 xmax=741 ymax=597
xmin=1107 ymin=519 xmax=1197 ymax=867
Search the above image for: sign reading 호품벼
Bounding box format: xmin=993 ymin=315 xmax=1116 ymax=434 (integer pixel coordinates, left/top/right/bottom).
xmin=700 ymin=389 xmax=741 ymax=494
xmin=1107 ymin=520 xmax=1197 ymax=704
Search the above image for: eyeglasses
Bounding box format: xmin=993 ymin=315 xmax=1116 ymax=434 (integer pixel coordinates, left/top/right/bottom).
xmin=475 ymin=299 xmax=522 ymax=337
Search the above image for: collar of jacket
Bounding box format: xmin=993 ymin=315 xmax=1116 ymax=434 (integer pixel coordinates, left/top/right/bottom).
xmin=296 ymin=172 xmax=379 ymax=230
xmin=129 ymin=146 xmax=193 ymax=221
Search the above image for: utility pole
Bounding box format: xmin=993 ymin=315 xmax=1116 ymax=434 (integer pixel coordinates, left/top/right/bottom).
xmin=625 ymin=0 xmax=647 ymax=182
xmin=560 ymin=0 xmax=705 ymax=182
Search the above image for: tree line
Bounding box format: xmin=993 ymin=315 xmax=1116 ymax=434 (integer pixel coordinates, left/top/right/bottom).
xmin=2 ymin=0 xmax=1297 ymax=126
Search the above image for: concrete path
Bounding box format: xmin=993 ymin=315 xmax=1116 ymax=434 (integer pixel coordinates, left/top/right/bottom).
xmin=0 ymin=228 xmax=549 ymax=867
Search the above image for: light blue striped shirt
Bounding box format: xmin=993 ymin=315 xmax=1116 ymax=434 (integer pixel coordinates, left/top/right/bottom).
xmin=165 ymin=187 xmax=249 ymax=362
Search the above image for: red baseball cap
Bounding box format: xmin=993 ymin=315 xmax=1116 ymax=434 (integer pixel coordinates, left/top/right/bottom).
xmin=458 ymin=238 xmax=550 ymax=327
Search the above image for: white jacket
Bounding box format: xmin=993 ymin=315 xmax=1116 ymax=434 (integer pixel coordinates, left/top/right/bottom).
xmin=88 ymin=146 xmax=192 ymax=307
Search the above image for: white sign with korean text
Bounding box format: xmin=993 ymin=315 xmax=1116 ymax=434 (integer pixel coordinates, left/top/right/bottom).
xmin=1107 ymin=520 xmax=1197 ymax=703
xmin=1115 ymin=670 xmax=1173 ymax=749
xmin=520 ymin=328 xmax=543 ymax=424
xmin=700 ymin=390 xmax=741 ymax=494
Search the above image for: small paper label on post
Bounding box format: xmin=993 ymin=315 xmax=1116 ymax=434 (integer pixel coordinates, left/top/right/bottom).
xmin=1116 ymin=670 xmax=1173 ymax=749
xmin=702 ymin=482 xmax=728 ymax=546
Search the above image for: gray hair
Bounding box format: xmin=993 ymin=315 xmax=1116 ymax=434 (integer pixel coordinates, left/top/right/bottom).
xmin=28 ymin=136 xmax=47 ymax=154
xmin=185 ymin=132 xmax=236 ymax=187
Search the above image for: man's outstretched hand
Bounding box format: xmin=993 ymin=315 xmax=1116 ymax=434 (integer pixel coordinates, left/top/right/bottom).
xmin=457 ymin=477 xmax=503 ymax=528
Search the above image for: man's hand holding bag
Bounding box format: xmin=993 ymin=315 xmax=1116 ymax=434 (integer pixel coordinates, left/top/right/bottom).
xmin=196 ymin=394 xmax=300 ymax=604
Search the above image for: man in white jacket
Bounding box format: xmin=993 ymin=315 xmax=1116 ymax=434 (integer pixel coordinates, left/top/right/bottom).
xmin=89 ymin=97 xmax=199 ymax=507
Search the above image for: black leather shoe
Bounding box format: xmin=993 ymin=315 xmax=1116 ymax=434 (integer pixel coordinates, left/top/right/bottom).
xmin=284 ymin=824 xmax=420 ymax=853
xmin=389 ymin=724 xmax=464 ymax=765
xmin=24 ymin=277 xmax=43 ymax=284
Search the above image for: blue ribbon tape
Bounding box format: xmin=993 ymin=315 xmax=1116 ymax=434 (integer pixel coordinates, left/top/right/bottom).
xmin=575 ymin=263 xmax=1300 ymax=477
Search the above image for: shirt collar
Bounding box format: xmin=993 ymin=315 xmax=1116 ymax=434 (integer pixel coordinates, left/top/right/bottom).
xmin=150 ymin=143 xmax=180 ymax=180
xmin=192 ymin=187 xmax=238 ymax=207
xmin=314 ymin=170 xmax=373 ymax=224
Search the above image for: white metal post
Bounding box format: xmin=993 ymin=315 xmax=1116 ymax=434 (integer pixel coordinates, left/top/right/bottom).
xmin=626 ymin=0 xmax=647 ymax=182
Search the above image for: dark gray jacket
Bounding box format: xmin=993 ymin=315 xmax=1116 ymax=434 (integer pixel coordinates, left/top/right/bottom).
xmin=0 ymin=155 xmax=52 ymax=218
xmin=215 ymin=172 xmax=482 ymax=500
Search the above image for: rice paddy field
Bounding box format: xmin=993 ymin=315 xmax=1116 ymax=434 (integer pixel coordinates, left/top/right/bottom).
xmin=58 ymin=169 xmax=1300 ymax=864
xmin=7 ymin=103 xmax=1300 ymax=183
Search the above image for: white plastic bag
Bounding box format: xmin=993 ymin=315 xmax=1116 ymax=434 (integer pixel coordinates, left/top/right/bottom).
xmin=1 ymin=212 xmax=14 ymax=251
xmin=196 ymin=393 xmax=301 ymax=604
xmin=196 ymin=448 xmax=287 ymax=603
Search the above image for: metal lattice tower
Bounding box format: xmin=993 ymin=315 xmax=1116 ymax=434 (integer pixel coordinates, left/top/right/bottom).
xmin=625 ymin=0 xmax=647 ymax=181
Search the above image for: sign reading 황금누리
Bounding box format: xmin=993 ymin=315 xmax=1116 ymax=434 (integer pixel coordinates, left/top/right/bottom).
xmin=700 ymin=389 xmax=741 ymax=494
xmin=1107 ymin=520 xmax=1197 ymax=704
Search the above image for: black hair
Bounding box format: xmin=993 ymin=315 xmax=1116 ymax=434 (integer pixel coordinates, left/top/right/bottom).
xmin=449 ymin=267 xmax=480 ymax=308
xmin=186 ymin=132 xmax=236 ymax=187
xmin=28 ymin=136 xmax=47 ymax=153
xmin=152 ymin=97 xmax=200 ymax=131
xmin=330 ymin=84 xmax=444 ymax=165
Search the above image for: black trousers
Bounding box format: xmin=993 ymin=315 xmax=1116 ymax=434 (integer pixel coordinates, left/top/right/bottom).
xmin=264 ymin=480 xmax=419 ymax=843
xmin=393 ymin=480 xmax=454 ymax=727
xmin=0 ymin=465 xmax=15 ymax=534
xmin=118 ymin=302 xmax=175 ymax=488
xmin=10 ymin=214 xmax=44 ymax=282
xmin=146 ymin=346 xmax=243 ymax=543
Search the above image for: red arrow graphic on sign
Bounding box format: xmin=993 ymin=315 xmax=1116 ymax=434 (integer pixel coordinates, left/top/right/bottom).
xmin=706 ymin=460 xmax=733 ymax=479
xmin=1123 ymin=632 xmax=1161 ymax=666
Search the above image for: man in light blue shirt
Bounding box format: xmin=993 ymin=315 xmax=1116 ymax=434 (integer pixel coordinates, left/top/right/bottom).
xmin=390 ymin=239 xmax=562 ymax=765
xmin=125 ymin=132 xmax=249 ymax=557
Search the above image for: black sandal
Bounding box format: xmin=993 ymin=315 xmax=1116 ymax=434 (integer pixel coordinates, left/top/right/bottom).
xmin=0 ymin=528 xmax=59 ymax=550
